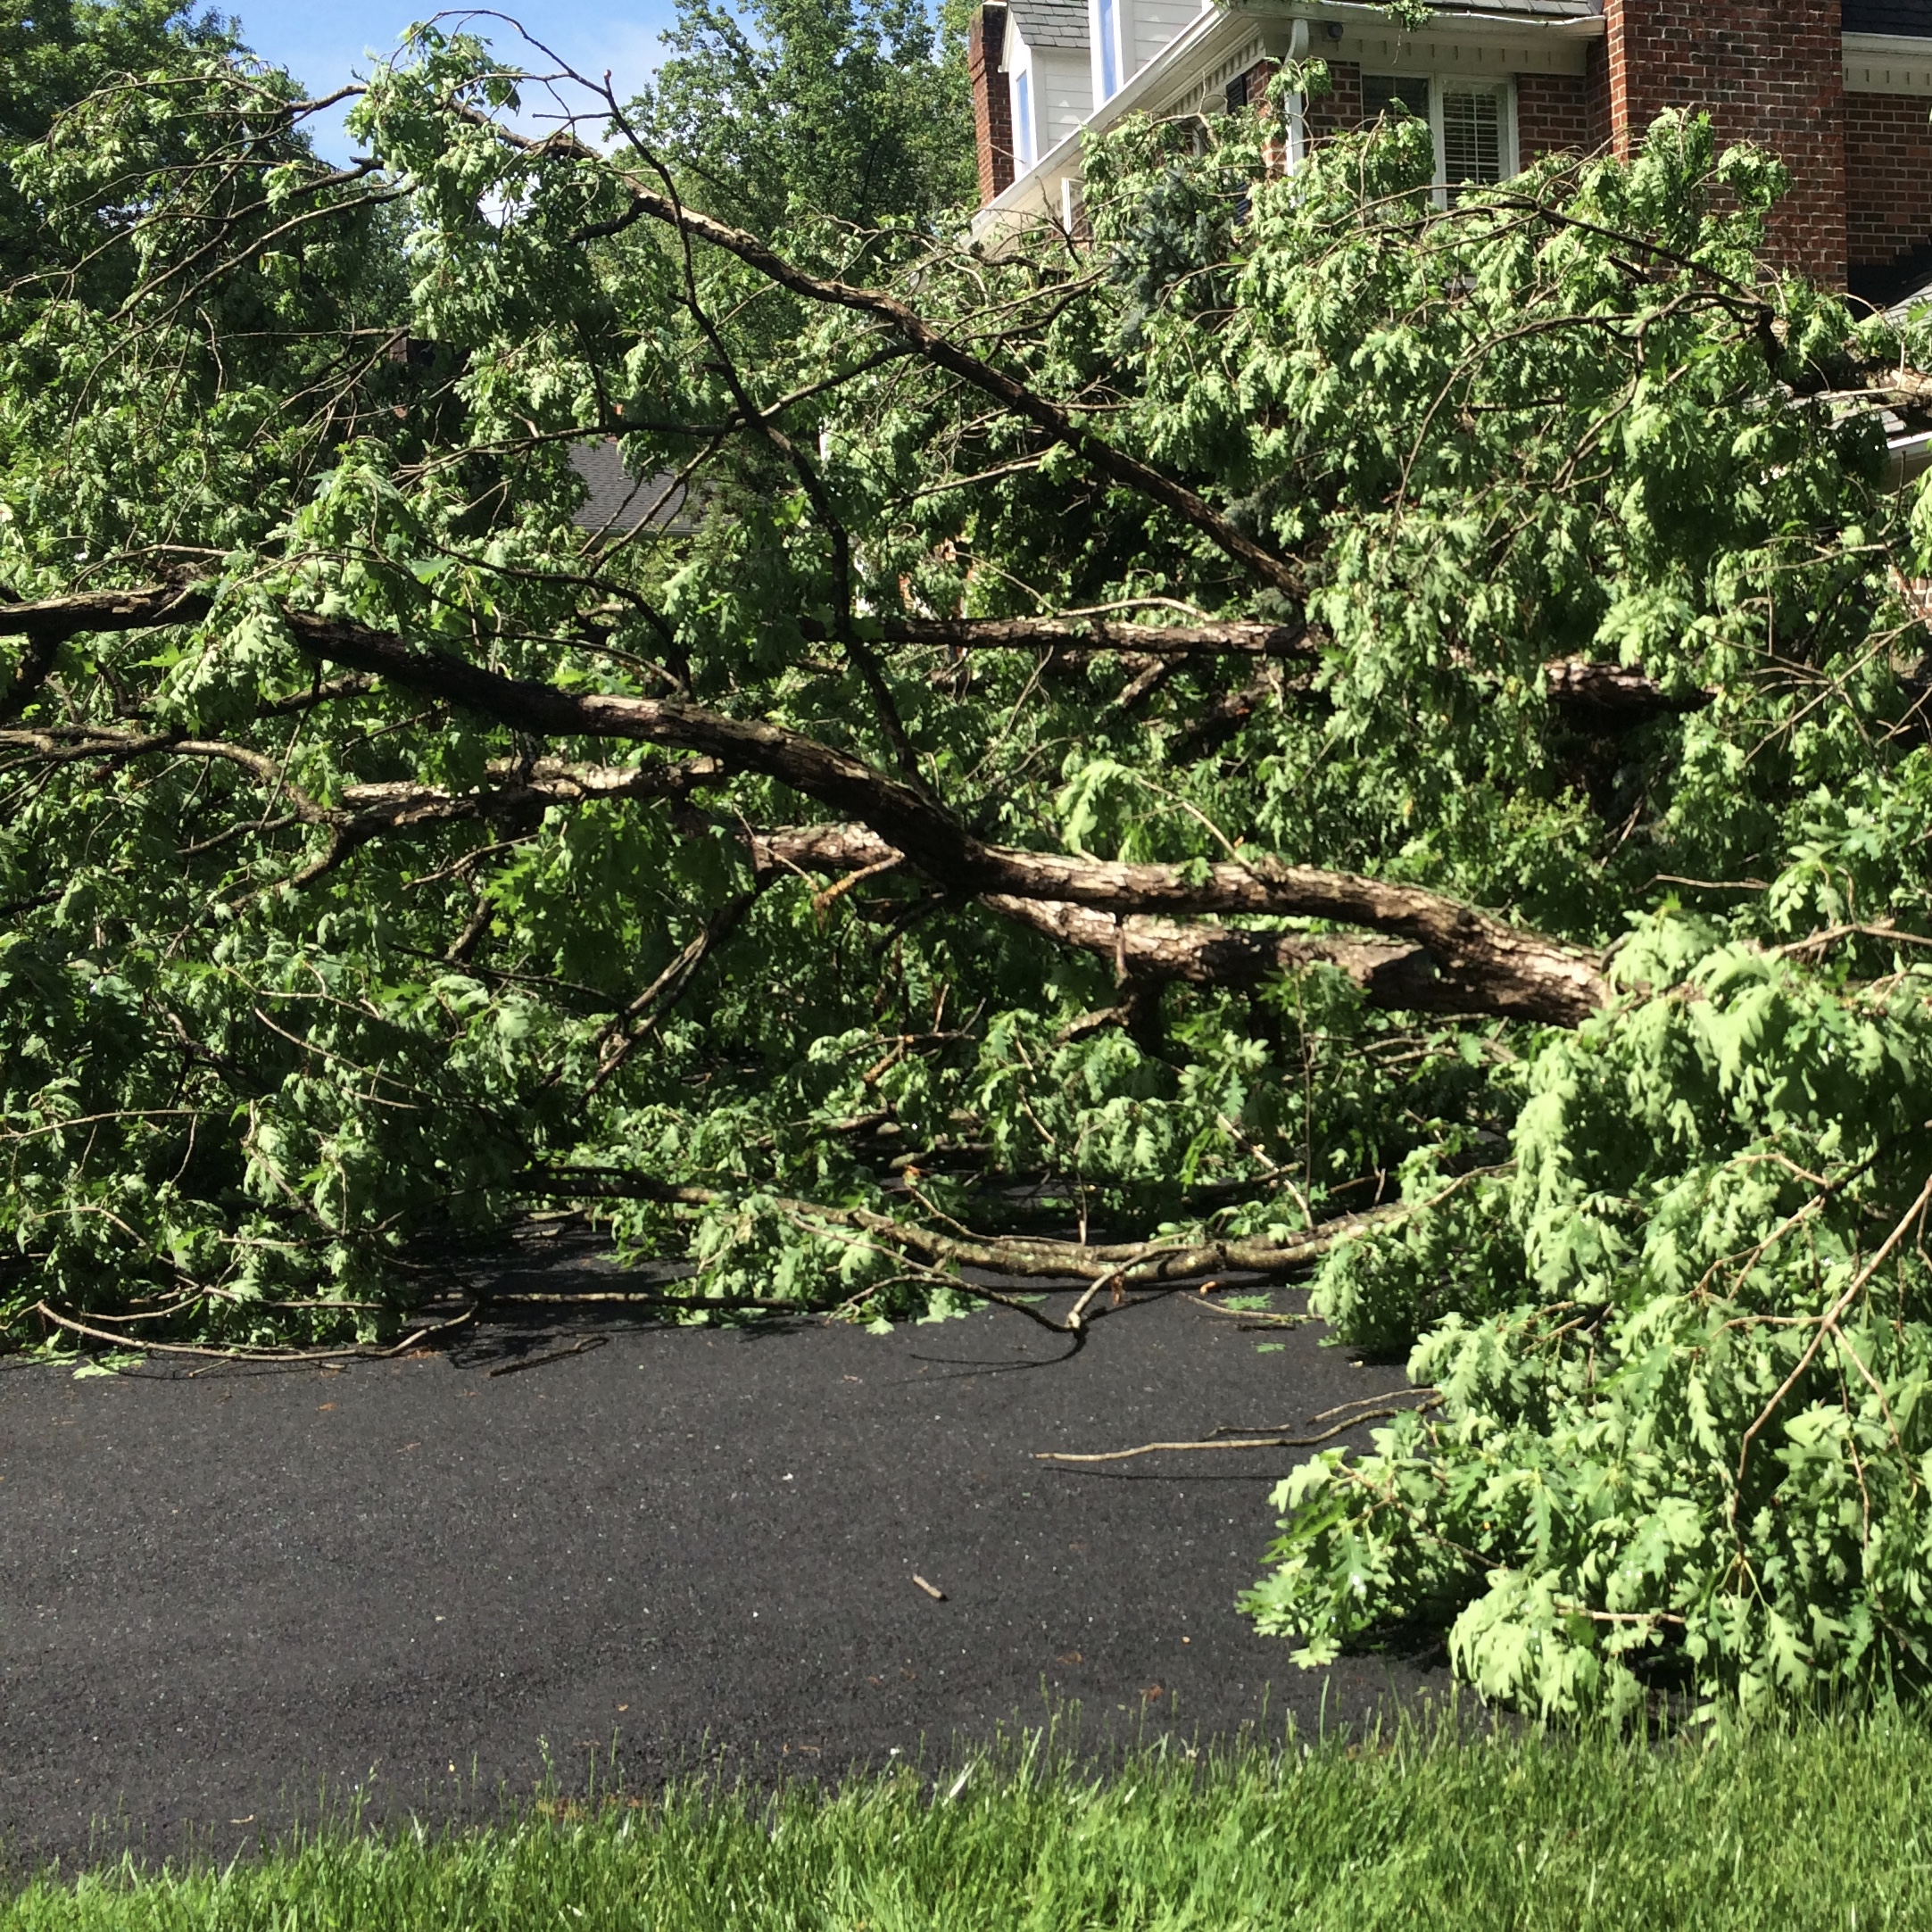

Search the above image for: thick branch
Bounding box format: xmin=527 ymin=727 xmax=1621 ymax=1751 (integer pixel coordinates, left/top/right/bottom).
xmin=843 ymin=617 xmax=1703 ymax=726
xmin=0 ymin=583 xmax=214 ymax=647
xmin=524 ymin=1165 xmax=1392 ymax=1289
xmin=340 ymin=755 xmax=730 ymax=834
xmin=752 ymin=823 xmax=1592 ymax=1019
xmin=284 ymin=621 xmax=1614 ymax=1024
xmin=979 ymin=893 xmax=1488 ymax=1016
xmin=4 ymin=589 xmax=1611 ymax=1023
xmin=850 ymin=615 xmax=1316 ymax=659
xmin=1544 ymin=658 xmax=1712 ymax=726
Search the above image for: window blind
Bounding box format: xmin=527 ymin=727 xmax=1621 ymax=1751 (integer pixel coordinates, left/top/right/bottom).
xmin=1440 ymin=87 xmax=1503 ymax=185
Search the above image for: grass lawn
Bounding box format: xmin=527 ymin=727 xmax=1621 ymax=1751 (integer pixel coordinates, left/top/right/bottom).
xmin=6 ymin=1707 xmax=1930 ymax=1929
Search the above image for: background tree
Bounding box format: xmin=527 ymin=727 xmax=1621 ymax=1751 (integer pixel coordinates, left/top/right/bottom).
xmin=8 ymin=34 xmax=1932 ymax=1718
xmin=0 ymin=0 xmax=253 ymax=286
xmin=633 ymin=0 xmax=974 ymax=236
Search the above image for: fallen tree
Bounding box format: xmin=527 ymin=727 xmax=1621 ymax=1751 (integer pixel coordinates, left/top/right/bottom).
xmin=9 ymin=29 xmax=1932 ymax=1715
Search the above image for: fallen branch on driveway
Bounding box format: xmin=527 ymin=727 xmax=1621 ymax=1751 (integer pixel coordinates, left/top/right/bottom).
xmin=1035 ymin=1397 xmax=1442 ymax=1463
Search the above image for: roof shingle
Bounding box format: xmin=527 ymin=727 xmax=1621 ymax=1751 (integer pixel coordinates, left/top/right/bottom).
xmin=1007 ymin=0 xmax=1089 ymax=53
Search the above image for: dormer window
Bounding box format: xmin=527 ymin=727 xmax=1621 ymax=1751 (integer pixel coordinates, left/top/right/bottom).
xmin=1002 ymin=0 xmax=1093 ymax=178
xmin=1096 ymin=0 xmax=1120 ymax=100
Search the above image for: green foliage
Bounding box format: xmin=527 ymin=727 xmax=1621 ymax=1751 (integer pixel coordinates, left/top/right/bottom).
xmin=0 ymin=0 xmax=269 ymax=300
xmin=10 ymin=25 xmax=1932 ymax=1717
xmin=633 ymin=0 xmax=973 ymax=235
xmin=1252 ymin=935 xmax=1932 ymax=1719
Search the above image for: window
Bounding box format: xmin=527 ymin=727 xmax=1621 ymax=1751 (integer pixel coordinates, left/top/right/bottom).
xmin=1014 ymin=66 xmax=1033 ymax=166
xmin=1361 ymin=74 xmax=1513 ymax=196
xmin=1362 ymin=74 xmax=1430 ymax=121
xmin=1098 ymin=0 xmax=1119 ymax=101
xmin=1224 ymin=72 xmax=1247 ymax=114
xmin=1440 ymin=87 xmax=1504 ymax=187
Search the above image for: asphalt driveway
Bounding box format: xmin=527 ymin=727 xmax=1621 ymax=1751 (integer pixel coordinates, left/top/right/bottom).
xmin=0 ymin=1244 xmax=1446 ymax=1868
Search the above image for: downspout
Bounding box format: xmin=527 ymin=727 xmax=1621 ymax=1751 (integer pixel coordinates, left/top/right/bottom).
xmin=1285 ymin=15 xmax=1311 ymax=170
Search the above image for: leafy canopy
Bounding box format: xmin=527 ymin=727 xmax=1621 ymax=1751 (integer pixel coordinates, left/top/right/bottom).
xmin=7 ymin=34 xmax=1932 ymax=1717
xmin=634 ymin=0 xmax=974 ymax=234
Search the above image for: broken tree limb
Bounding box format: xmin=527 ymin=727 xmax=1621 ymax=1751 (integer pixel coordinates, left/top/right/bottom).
xmin=814 ymin=618 xmax=1704 ymax=726
xmin=518 ymin=1165 xmax=1398 ymax=1288
xmin=4 ymin=591 xmax=1613 ymax=1023
xmin=747 ymin=824 xmax=1608 ymax=1024
xmin=815 ymin=613 xmax=1317 ymax=659
xmin=260 ymin=621 xmax=1613 ymax=1023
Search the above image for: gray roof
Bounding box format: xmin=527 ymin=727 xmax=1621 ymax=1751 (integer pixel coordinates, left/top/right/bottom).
xmin=1007 ymin=0 xmax=1090 ymax=52
xmin=1845 ymin=1 xmax=1932 ymax=33
xmin=569 ymin=441 xmax=697 ymax=538
xmin=1422 ymin=2 xmax=1602 ymax=14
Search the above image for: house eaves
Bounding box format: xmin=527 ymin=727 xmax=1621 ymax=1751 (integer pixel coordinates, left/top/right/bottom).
xmin=1845 ymin=2 xmax=1932 ymax=37
xmin=970 ymin=0 xmax=1605 ymax=245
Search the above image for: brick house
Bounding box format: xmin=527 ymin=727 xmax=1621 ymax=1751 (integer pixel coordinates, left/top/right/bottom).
xmin=968 ymin=0 xmax=1932 ymax=300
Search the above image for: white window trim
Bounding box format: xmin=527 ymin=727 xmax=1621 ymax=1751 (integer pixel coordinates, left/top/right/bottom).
xmin=1093 ymin=0 xmax=1124 ymax=104
xmin=1012 ymin=61 xmax=1036 ymax=168
xmin=1428 ymin=75 xmax=1518 ymax=203
xmin=1362 ymin=73 xmax=1518 ymax=201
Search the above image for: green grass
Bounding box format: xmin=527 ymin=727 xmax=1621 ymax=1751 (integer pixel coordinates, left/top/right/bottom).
xmin=9 ymin=1708 xmax=1932 ymax=1929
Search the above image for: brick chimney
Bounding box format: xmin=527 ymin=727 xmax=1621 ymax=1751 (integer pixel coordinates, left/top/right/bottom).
xmin=969 ymin=4 xmax=1015 ymax=207
xmin=1600 ymin=0 xmax=1846 ymax=285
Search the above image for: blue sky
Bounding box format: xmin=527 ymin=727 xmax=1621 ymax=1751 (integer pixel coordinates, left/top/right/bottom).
xmin=230 ymin=2 xmax=683 ymax=159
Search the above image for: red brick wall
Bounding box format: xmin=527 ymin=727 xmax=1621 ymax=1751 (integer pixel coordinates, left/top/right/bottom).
xmin=1515 ymin=72 xmax=1592 ymax=162
xmin=1601 ymin=0 xmax=1846 ymax=283
xmin=1308 ymin=63 xmax=1590 ymax=164
xmin=1585 ymin=37 xmax=1613 ymax=150
xmin=1845 ymin=92 xmax=1932 ymax=276
xmin=969 ymin=4 xmax=1014 ymax=208
xmin=1306 ymin=60 xmax=1363 ymax=142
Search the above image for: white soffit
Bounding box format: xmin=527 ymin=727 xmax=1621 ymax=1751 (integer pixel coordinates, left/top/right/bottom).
xmin=1844 ymin=32 xmax=1932 ymax=95
xmin=1324 ymin=26 xmax=1589 ymax=79
xmin=1301 ymin=1 xmax=1598 ymax=79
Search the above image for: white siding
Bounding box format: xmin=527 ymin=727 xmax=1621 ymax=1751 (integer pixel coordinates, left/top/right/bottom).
xmin=1034 ymin=46 xmax=1094 ymax=153
xmin=1127 ymin=0 xmax=1199 ymax=80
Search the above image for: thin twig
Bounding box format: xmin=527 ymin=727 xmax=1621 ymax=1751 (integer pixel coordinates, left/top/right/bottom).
xmin=32 ymin=1301 xmax=477 ymax=1363
xmin=1035 ymin=1401 xmax=1439 ymax=1464
xmin=1731 ymin=1169 xmax=1932 ymax=1524
xmin=485 ymin=1334 xmax=609 ymax=1378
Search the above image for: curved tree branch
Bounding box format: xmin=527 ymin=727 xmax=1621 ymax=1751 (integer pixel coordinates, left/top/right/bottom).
xmin=4 ymin=590 xmax=1611 ymax=1022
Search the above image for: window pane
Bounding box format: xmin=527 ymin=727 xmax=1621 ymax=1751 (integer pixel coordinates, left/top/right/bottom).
xmin=1440 ymin=87 xmax=1502 ymax=184
xmin=1362 ymin=74 xmax=1430 ymax=120
xmin=1016 ymin=69 xmax=1032 ymax=165
xmin=1099 ymin=0 xmax=1117 ymax=99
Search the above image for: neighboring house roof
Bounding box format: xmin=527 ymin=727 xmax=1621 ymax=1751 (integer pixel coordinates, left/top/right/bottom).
xmin=569 ymin=440 xmax=697 ymax=538
xmin=1845 ymin=0 xmax=1932 ymax=33
xmin=1006 ymin=0 xmax=1090 ymax=52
